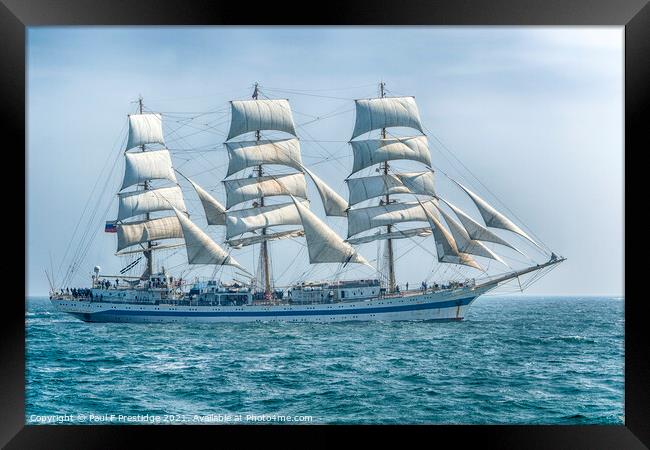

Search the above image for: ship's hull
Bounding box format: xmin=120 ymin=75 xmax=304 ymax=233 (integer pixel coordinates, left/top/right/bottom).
xmin=50 ymin=285 xmax=493 ymax=323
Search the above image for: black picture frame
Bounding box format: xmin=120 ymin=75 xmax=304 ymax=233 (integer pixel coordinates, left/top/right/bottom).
xmin=4 ymin=0 xmax=645 ymax=447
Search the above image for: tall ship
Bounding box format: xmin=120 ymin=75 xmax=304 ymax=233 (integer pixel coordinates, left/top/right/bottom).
xmin=48 ymin=83 xmax=565 ymax=323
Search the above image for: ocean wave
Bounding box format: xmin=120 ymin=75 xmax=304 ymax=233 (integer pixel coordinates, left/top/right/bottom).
xmin=25 ymin=295 xmax=624 ymax=424
xmin=550 ymin=335 xmax=597 ymax=344
xmin=34 ymin=366 xmax=77 ymax=373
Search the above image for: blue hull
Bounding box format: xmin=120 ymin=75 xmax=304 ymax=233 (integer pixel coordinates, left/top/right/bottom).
xmin=56 ymin=293 xmax=480 ymax=323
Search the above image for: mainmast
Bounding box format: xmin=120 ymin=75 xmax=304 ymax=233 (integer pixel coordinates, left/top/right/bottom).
xmin=379 ymin=82 xmax=396 ymax=293
xmin=252 ymin=83 xmax=272 ymax=297
xmin=219 ymin=84 xmax=308 ymax=298
xmin=215 ymin=85 xmax=361 ymax=292
xmin=139 ymin=96 xmax=154 ymax=278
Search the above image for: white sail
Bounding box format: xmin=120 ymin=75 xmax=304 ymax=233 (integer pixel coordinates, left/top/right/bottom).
xmin=435 ymin=205 xmax=506 ymax=265
xmin=347 ymin=200 xmax=439 ymax=238
xmin=116 ymin=243 xmax=185 ymax=256
xmin=346 ymin=226 xmax=432 ymax=245
xmin=116 ymin=216 xmax=183 ymax=252
xmin=224 ymin=173 xmax=308 ymax=209
xmin=227 ymin=99 xmax=297 ymax=140
xmin=173 ymin=208 xmax=247 ymax=272
xmin=349 ymin=136 xmax=432 ymax=175
xmin=453 ymin=180 xmax=542 ymax=249
xmin=347 ymin=171 xmax=436 ymax=205
xmin=187 ymin=179 xmax=227 ymax=226
xmin=126 ymin=113 xmax=165 ymax=150
xmin=225 ymin=200 xmax=308 ymax=239
xmin=290 ymin=197 xmax=370 ymax=266
xmin=117 ymin=186 xmax=187 ymax=221
xmin=420 ymin=201 xmax=482 ymax=271
xmin=439 ymin=197 xmax=524 ymax=255
xmin=225 ymin=139 xmax=303 ymax=177
xmin=227 ymin=229 xmax=304 ymax=248
xmin=348 ymin=174 xmax=408 ymax=204
xmin=121 ymin=149 xmax=177 ymax=191
xmin=351 ymin=97 xmax=425 ymax=139
xmin=301 ymin=166 xmax=348 ymax=217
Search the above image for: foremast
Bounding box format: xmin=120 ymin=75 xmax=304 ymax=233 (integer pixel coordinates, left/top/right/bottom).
xmin=346 ymin=82 xmax=561 ymax=288
xmin=347 ymin=82 xmax=438 ymax=291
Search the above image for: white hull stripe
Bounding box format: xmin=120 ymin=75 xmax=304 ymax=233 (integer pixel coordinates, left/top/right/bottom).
xmin=80 ymin=296 xmax=475 ymax=319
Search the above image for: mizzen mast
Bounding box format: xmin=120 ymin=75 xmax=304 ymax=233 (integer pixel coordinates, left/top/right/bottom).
xmin=379 ymin=82 xmax=396 ymax=293
xmin=139 ymin=96 xmax=155 ymax=278
xmin=114 ymin=97 xmax=188 ymax=276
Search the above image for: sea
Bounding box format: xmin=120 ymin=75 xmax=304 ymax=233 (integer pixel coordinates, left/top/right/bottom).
xmin=25 ymin=295 xmax=624 ymax=425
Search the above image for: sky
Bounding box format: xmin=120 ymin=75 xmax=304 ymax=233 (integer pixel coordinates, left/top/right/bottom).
xmin=26 ymin=27 xmax=624 ymax=297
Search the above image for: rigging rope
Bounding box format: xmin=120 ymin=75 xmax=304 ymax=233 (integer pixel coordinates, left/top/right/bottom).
xmin=420 ymin=123 xmax=552 ymax=255
xmin=56 ymin=119 xmax=128 ymax=286
xmin=60 ymin=116 xmax=131 ymax=288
